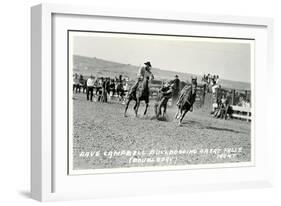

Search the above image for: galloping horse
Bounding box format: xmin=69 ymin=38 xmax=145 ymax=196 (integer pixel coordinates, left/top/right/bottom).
xmin=175 ymin=77 xmax=197 ymax=125
xmin=124 ymin=76 xmax=150 ymax=117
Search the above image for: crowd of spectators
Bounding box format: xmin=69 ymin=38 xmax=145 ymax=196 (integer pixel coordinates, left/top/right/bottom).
xmin=212 ymin=94 xmax=233 ymax=119
xmin=73 ymin=73 xmax=129 ymax=103
xmin=202 ymin=73 xmax=220 ymax=92
xmin=74 ymin=72 xmax=250 ymax=121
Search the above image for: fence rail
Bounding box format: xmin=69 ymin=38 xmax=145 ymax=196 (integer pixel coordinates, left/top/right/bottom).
xmin=231 ymin=105 xmax=251 ymax=121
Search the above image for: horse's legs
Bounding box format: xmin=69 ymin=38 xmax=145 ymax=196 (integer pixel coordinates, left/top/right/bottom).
xmin=179 ymin=109 xmax=188 ymax=125
xmin=177 ymin=107 xmax=184 ymax=120
xmin=175 ymin=106 xmax=180 ymax=119
xmin=174 ymin=108 xmax=178 ymax=119
xmin=155 ymin=102 xmax=163 ymax=118
xmin=160 ymin=100 xmax=164 ymax=116
xmin=156 ymin=102 xmax=161 ymax=119
xmin=124 ymin=98 xmax=131 ymax=117
xmin=144 ymin=102 xmax=149 ymax=115
xmin=163 ymin=102 xmax=167 ymax=117
xmin=134 ymin=99 xmax=140 ymax=117
xmin=154 ymin=103 xmax=158 ymax=117
xmin=133 ymin=98 xmax=138 ymax=110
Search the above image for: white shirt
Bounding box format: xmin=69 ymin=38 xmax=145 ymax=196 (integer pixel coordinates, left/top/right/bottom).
xmin=73 ymin=78 xmax=80 ymax=84
xmin=212 ymin=84 xmax=219 ymax=93
xmin=216 ymin=78 xmax=220 ymax=84
xmin=124 ymin=83 xmax=129 ymax=91
xmin=87 ymin=78 xmax=95 ymax=87
xmin=137 ymin=65 xmax=154 ymax=80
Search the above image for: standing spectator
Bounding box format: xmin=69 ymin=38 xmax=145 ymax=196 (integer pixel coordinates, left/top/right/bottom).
xmin=123 ymin=81 xmax=129 ymax=99
xmin=211 ymin=79 xmax=219 ymax=113
xmin=78 ymin=74 xmax=85 ymax=93
xmin=109 ymin=79 xmax=116 ymax=100
xmin=102 ymin=78 xmax=107 ymax=102
xmin=211 ymin=78 xmax=220 ymax=93
xmin=97 ymin=77 xmax=103 ymax=101
xmin=123 ymin=81 xmax=129 ymax=92
xmin=216 ymin=75 xmax=220 ymax=84
xmin=106 ymin=78 xmax=110 ymax=96
xmin=206 ymin=73 xmax=211 ymax=92
xmin=86 ymin=75 xmax=95 ymax=101
xmin=171 ymin=75 xmax=180 ymax=106
xmin=73 ymin=73 xmax=80 ymax=93
xmin=223 ymin=94 xmax=233 ymax=119
xmin=94 ymin=77 xmax=100 ymax=95
xmin=245 ymin=98 xmax=251 ymax=108
xmin=219 ymin=94 xmax=227 ymax=119
xmin=213 ymin=97 xmax=222 ymax=118
xmin=119 ymin=74 xmax=123 ymax=83
xmin=116 ymin=81 xmax=125 ymax=101
xmin=237 ymin=96 xmax=245 ymax=107
xmin=207 ymin=74 xmax=211 ymax=84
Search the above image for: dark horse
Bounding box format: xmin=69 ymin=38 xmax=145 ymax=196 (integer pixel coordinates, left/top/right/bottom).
xmin=124 ymin=77 xmax=150 ymax=117
xmin=175 ymin=77 xmax=197 ymax=125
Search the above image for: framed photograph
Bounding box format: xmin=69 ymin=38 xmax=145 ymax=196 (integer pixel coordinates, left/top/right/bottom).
xmin=31 ymin=3 xmax=274 ymax=201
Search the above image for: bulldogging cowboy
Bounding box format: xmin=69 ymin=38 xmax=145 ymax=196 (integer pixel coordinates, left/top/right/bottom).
xmin=155 ymin=81 xmax=174 ymax=118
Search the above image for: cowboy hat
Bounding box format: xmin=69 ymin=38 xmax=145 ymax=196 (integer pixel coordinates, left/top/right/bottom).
xmin=144 ymin=61 xmax=152 ymax=67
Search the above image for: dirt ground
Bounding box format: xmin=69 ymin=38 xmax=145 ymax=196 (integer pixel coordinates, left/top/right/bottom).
xmin=71 ymin=93 xmax=251 ymax=171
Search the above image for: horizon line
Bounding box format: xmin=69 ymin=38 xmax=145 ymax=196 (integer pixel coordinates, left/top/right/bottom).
xmin=73 ymin=54 xmax=251 ymax=84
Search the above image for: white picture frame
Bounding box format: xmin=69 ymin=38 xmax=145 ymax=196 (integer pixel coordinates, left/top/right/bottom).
xmin=31 ymin=3 xmax=274 ymax=202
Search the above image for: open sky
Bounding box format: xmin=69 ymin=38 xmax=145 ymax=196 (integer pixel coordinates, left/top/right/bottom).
xmin=72 ymin=32 xmax=252 ymax=83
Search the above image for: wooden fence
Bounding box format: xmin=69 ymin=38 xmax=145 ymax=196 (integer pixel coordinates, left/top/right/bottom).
xmin=82 ymin=78 xmax=251 ymax=120
xmin=216 ymin=87 xmax=251 ymax=106
xmin=231 ymin=105 xmax=251 ymax=121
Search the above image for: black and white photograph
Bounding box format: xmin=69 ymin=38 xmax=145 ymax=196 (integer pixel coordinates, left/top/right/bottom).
xmin=68 ymin=31 xmax=254 ymax=174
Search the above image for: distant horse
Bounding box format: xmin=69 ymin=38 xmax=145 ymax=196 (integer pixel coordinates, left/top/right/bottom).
xmin=175 ymin=77 xmax=197 ymax=125
xmin=124 ymin=77 xmax=150 ymax=117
